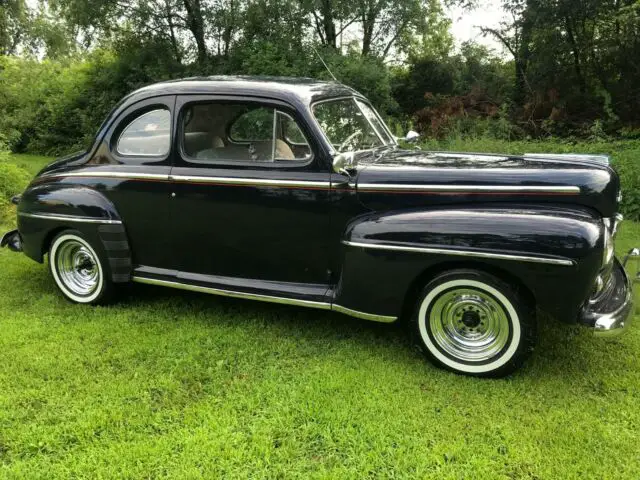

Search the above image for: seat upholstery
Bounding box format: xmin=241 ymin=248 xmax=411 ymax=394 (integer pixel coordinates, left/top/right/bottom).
xmin=274 ymin=139 xmax=295 ymax=160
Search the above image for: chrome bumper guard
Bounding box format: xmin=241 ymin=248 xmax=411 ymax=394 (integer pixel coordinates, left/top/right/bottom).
xmin=583 ymin=250 xmax=638 ymax=337
xmin=625 ymin=248 xmax=640 ymax=316
xmin=0 ymin=229 xmax=22 ymax=252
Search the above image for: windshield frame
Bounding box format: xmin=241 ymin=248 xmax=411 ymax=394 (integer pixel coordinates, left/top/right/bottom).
xmin=311 ymin=96 xmax=397 ymax=155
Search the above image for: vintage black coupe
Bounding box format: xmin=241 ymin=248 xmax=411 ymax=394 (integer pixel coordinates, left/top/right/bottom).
xmin=2 ymin=76 xmax=638 ymax=377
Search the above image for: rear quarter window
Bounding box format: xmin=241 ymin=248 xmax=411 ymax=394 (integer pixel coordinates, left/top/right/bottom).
xmin=116 ymin=109 xmax=171 ymax=156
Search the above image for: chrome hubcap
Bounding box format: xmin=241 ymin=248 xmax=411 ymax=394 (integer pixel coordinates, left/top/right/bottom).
xmin=429 ymin=288 xmax=511 ymax=362
xmin=55 ymin=240 xmax=100 ymax=297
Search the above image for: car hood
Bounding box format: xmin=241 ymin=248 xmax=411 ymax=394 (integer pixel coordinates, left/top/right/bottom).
xmin=352 ymin=148 xmax=621 ymax=218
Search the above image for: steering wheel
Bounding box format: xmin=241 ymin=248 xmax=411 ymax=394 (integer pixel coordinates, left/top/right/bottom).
xmin=338 ymin=130 xmax=363 ymax=152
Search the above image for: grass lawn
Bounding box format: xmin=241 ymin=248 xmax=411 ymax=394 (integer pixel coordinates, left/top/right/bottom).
xmin=0 ymin=152 xmax=639 ymax=478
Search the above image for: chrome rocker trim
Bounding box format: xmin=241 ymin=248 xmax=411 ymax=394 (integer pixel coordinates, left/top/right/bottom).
xmin=332 ymin=304 xmax=396 ymax=323
xmin=343 ymin=241 xmax=575 ymax=267
xmin=19 ymin=212 xmax=123 ymax=225
xmin=132 ymin=276 xmax=397 ymax=323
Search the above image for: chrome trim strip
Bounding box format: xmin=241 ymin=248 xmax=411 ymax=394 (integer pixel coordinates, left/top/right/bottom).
xmin=343 ymin=240 xmax=575 ymax=266
xmin=132 ymin=276 xmax=398 ymax=323
xmin=19 ymin=212 xmax=122 ymax=225
xmin=132 ymin=276 xmax=332 ymax=309
xmin=169 ymin=175 xmax=330 ymax=188
xmin=44 ymin=171 xmax=169 ymax=181
xmin=332 ymin=304 xmax=397 ymax=323
xmin=43 ymin=171 xmax=331 ymax=188
xmin=356 ymin=184 xmax=581 ymax=193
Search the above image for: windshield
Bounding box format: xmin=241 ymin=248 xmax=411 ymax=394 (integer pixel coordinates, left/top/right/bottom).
xmin=313 ymin=97 xmax=395 ymax=153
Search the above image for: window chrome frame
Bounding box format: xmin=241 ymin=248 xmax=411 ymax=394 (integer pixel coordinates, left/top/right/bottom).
xmin=176 ymin=95 xmax=317 ymax=169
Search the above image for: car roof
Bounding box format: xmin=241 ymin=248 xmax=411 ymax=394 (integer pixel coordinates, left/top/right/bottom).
xmin=127 ymin=75 xmax=364 ymax=107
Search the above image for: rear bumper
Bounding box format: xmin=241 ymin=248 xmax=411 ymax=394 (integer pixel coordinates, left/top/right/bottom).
xmin=580 ymin=250 xmax=638 ymax=337
xmin=0 ymin=230 xmax=22 ymax=252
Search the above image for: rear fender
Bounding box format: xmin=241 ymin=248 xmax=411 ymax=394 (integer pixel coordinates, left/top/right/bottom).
xmin=18 ymin=184 xmax=132 ymax=282
xmin=335 ymin=205 xmax=604 ymax=322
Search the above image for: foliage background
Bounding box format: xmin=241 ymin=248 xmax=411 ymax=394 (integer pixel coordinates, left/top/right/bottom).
xmin=0 ymin=0 xmax=639 ymax=220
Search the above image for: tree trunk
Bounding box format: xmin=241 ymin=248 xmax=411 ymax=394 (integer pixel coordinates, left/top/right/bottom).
xmin=165 ymin=1 xmax=182 ymax=64
xmin=183 ymin=0 xmax=208 ymax=63
xmin=564 ymin=16 xmax=586 ymax=96
xmin=514 ymin=1 xmax=534 ymax=106
xmin=321 ymin=0 xmax=338 ymax=49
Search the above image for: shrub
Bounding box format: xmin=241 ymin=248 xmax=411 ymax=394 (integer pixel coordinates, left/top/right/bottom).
xmin=0 ymin=151 xmax=31 ymax=226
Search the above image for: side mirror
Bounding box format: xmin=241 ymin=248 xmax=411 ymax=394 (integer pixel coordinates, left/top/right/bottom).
xmin=332 ymin=151 xmax=357 ymax=176
xmin=405 ymin=130 xmax=420 ymax=143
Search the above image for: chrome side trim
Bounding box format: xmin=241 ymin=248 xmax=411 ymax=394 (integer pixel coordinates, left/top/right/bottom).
xmin=169 ymin=175 xmax=330 ymax=188
xmin=45 ymin=171 xmax=169 ymax=181
xmin=19 ymin=212 xmax=122 ymax=225
xmin=332 ymin=304 xmax=397 ymax=323
xmin=525 ymin=153 xmax=610 ymax=166
xmin=343 ymin=240 xmax=575 ymax=266
xmin=43 ymin=171 xmax=330 ymax=188
xmin=132 ymin=276 xmax=398 ymax=323
xmin=356 ymin=184 xmax=581 ymax=193
xmin=133 ymin=276 xmax=332 ymax=309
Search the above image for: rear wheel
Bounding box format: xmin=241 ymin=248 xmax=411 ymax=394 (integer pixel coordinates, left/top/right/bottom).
xmin=48 ymin=230 xmax=113 ymax=304
xmin=411 ymin=269 xmax=536 ymax=377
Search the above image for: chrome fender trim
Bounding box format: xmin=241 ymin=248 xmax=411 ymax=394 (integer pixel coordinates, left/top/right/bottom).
xmin=343 ymin=240 xmax=576 ymax=267
xmin=19 ymin=212 xmax=123 ymax=225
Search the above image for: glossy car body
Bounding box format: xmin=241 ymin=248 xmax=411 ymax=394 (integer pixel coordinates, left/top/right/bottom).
xmin=2 ymin=76 xmax=636 ymax=343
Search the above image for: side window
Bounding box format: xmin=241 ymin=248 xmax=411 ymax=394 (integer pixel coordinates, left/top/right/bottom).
xmin=230 ymin=107 xmax=274 ymax=142
xmin=280 ymin=112 xmax=307 ymax=145
xmin=181 ymin=101 xmax=312 ymax=163
xmin=116 ymin=109 xmax=171 ymax=156
xmin=276 ymin=112 xmax=311 ymax=161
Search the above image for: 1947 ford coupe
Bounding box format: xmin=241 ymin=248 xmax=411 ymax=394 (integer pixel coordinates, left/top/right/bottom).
xmin=2 ymin=76 xmax=638 ymax=377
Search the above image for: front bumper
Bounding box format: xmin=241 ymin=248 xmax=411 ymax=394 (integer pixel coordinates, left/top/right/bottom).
xmin=581 ymin=250 xmax=639 ymax=337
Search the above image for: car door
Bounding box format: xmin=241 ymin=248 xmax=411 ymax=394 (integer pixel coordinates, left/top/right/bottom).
xmin=169 ymin=95 xmax=332 ymax=292
xmin=85 ymin=95 xmax=175 ymax=271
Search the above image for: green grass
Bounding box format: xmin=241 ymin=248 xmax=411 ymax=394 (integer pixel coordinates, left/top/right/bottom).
xmin=4 ymin=153 xmax=51 ymax=176
xmin=0 ymin=151 xmax=639 ymax=478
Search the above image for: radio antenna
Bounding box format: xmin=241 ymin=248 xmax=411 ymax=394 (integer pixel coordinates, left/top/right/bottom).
xmin=312 ymin=46 xmax=338 ymax=82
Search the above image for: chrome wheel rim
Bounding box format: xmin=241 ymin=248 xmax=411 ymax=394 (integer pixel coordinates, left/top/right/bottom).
xmin=55 ymin=239 xmax=100 ymax=297
xmin=428 ymin=287 xmax=511 ymax=363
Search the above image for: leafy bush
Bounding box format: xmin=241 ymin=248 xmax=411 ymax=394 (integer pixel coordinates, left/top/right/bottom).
xmin=0 ymin=153 xmax=31 ymax=226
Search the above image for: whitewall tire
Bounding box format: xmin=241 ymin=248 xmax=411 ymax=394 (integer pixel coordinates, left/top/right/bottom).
xmin=411 ymin=269 xmax=536 ymax=377
xmin=49 ymin=230 xmax=113 ymax=304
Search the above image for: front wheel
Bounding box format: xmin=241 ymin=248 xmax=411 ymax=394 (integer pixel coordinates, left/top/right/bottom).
xmin=49 ymin=230 xmax=113 ymax=304
xmin=411 ymin=270 xmax=536 ymax=377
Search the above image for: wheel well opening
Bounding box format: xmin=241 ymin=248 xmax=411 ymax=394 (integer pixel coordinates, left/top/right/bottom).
xmin=41 ymin=226 xmax=71 ymax=260
xmin=400 ymin=260 xmax=537 ymax=324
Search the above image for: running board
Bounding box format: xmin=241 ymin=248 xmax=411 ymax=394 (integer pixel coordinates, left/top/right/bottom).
xmin=132 ymin=276 xmax=397 ymax=323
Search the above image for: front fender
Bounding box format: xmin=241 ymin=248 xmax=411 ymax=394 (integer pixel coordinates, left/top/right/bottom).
xmin=335 ymin=205 xmax=604 ymax=322
xmin=17 ymin=183 xmax=131 ymax=282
